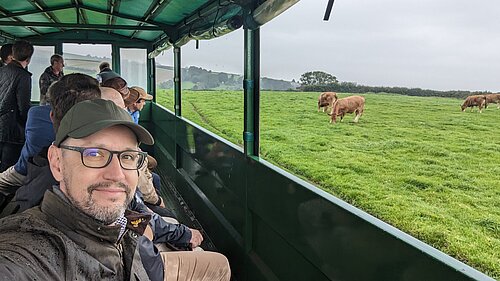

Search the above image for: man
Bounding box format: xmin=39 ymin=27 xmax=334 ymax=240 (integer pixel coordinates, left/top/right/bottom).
xmin=0 ymin=43 xmax=13 ymax=66
xmin=39 ymin=54 xmax=65 ymax=105
xmin=0 ymin=74 xmax=100 ymax=211
xmin=122 ymin=86 xmax=163 ymax=208
xmin=0 ymin=99 xmax=154 ymax=279
xmin=0 ymin=40 xmax=33 ymax=172
xmin=100 ymin=86 xmax=162 ymax=207
xmin=98 ymin=87 xmax=231 ymax=281
xmin=96 ymin=61 xmax=112 ymax=83
xmin=125 ymin=86 xmax=153 ymax=124
xmin=0 ymin=77 xmax=230 ymax=280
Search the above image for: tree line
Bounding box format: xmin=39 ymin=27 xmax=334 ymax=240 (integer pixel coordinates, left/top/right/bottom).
xmin=299 ymin=71 xmax=493 ymax=99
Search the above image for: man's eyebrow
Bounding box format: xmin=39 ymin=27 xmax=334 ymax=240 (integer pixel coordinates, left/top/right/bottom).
xmin=72 ymin=142 xmax=139 ymax=151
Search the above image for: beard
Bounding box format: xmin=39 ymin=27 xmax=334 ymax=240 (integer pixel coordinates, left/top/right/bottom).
xmin=63 ymin=178 xmax=133 ymax=225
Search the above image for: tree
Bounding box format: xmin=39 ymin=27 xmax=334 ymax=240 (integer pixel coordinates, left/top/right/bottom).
xmin=299 ymin=71 xmax=338 ymax=86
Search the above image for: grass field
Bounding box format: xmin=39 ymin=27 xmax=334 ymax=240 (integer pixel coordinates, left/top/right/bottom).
xmin=156 ymin=89 xmax=500 ymax=278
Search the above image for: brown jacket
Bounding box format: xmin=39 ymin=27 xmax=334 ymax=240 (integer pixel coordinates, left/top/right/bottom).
xmin=0 ymin=189 xmax=151 ymax=281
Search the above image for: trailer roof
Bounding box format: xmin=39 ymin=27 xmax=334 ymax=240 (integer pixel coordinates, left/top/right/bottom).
xmin=0 ymin=0 xmax=298 ymax=53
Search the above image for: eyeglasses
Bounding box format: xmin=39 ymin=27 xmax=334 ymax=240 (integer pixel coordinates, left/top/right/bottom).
xmin=59 ymin=145 xmax=147 ymax=170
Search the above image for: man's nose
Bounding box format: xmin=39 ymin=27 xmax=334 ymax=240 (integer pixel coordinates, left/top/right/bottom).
xmin=103 ymin=154 xmax=126 ymax=180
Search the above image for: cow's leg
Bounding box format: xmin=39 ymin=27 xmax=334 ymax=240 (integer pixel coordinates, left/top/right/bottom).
xmin=354 ymin=109 xmax=361 ymax=123
xmin=353 ymin=113 xmax=360 ymax=123
xmin=330 ymin=114 xmax=336 ymax=124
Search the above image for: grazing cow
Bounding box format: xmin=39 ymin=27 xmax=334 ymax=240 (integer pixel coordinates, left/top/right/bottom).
xmin=317 ymin=92 xmax=337 ymax=113
xmin=461 ymin=95 xmax=487 ymax=113
xmin=485 ymin=93 xmax=500 ymax=109
xmin=330 ymin=95 xmax=365 ymax=123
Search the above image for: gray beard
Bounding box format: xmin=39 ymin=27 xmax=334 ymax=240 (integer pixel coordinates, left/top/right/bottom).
xmin=63 ymin=178 xmax=131 ymax=225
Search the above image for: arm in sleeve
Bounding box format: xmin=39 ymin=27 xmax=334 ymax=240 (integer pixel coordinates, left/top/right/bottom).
xmin=137 ymin=157 xmax=160 ymax=205
xmin=150 ymin=212 xmax=192 ymax=246
xmin=0 ymin=250 xmax=56 ymax=281
xmin=39 ymin=73 xmax=49 ymax=97
xmin=16 ymin=74 xmax=32 ymax=125
xmin=131 ymin=192 xmax=192 ymax=246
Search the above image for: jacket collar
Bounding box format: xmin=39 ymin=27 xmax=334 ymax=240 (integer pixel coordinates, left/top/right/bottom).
xmin=40 ymin=189 xmax=150 ymax=244
xmin=44 ymin=65 xmax=63 ymax=78
xmin=10 ymin=60 xmax=32 ymax=75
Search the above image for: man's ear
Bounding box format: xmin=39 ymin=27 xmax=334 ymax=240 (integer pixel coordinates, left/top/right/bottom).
xmin=49 ymin=111 xmax=54 ymax=123
xmin=48 ymin=144 xmax=63 ymax=182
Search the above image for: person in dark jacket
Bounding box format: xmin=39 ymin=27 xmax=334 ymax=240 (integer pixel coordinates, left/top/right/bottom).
xmin=0 ymin=98 xmax=155 ymax=280
xmin=0 ymin=43 xmax=12 ymax=66
xmin=38 ymin=54 xmax=64 ymax=105
xmin=0 ymin=74 xmax=101 ymax=211
xmin=0 ymin=40 xmax=33 ymax=172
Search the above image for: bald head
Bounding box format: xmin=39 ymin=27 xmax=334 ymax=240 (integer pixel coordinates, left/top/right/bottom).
xmin=99 ymin=86 xmax=125 ymax=109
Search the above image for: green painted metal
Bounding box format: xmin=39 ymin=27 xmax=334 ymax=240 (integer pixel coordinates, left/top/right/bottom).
xmin=0 ymin=0 xmax=246 ymax=54
xmin=243 ymin=27 xmax=260 ymax=157
xmin=112 ymin=45 xmax=121 ymax=75
xmin=54 ymin=43 xmax=63 ymax=55
xmin=173 ymin=46 xmax=182 ymax=117
xmin=144 ymin=104 xmax=494 ymax=281
xmin=147 ymin=55 xmax=156 ymax=102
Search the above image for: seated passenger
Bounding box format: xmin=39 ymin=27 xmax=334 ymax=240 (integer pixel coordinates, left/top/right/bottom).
xmin=0 ymin=98 xmax=154 ymax=279
xmin=1 ymin=76 xmax=231 ymax=281
xmin=124 ymin=86 xmax=153 ymax=124
xmin=0 ymin=43 xmax=13 ymax=67
xmin=0 ymin=74 xmax=100 ymax=212
xmin=96 ymin=61 xmax=111 ymax=83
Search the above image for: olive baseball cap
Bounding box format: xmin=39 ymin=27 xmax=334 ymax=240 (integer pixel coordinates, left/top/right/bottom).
xmin=54 ymin=99 xmax=154 ymax=146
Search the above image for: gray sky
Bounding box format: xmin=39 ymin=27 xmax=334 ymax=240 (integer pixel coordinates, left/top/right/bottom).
xmin=159 ymin=0 xmax=500 ymax=92
xmin=63 ymin=1 xmax=500 ymax=92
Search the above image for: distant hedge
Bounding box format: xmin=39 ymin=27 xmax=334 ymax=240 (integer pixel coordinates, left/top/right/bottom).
xmin=300 ymin=83 xmax=493 ymax=99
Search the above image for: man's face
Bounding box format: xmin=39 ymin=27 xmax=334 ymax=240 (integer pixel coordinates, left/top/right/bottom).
xmin=53 ymin=59 xmax=64 ymax=73
xmin=132 ymin=98 xmax=145 ymax=112
xmin=5 ymin=54 xmax=12 ymax=64
xmin=49 ymin=125 xmax=139 ymax=224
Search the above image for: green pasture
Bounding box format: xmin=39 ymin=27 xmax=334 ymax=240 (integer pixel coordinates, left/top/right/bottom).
xmin=156 ymin=89 xmax=500 ymax=278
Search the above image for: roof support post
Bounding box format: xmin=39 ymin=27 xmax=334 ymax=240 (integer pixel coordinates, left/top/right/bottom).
xmin=55 ymin=43 xmax=63 ymax=55
xmin=112 ymin=45 xmax=120 ymax=74
xmin=173 ymin=46 xmax=182 ymax=169
xmin=147 ymin=55 xmax=156 ymax=102
xmin=243 ymin=27 xmax=260 ymax=157
xmin=174 ymin=46 xmax=182 ymax=116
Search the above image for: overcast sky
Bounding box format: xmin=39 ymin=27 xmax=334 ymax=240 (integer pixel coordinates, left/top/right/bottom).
xmin=156 ymin=0 xmax=500 ymax=92
xmin=63 ymin=1 xmax=500 ymax=92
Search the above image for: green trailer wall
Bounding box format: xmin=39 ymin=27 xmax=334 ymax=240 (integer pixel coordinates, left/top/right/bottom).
xmin=141 ymin=102 xmax=493 ymax=281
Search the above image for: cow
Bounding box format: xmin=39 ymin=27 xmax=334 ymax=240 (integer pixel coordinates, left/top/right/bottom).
xmin=485 ymin=93 xmax=500 ymax=109
xmin=329 ymin=95 xmax=365 ymax=123
xmin=461 ymin=95 xmax=487 ymax=113
xmin=317 ymin=92 xmax=337 ymax=113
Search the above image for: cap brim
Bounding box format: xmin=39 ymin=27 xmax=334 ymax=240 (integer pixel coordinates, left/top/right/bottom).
xmin=143 ymin=94 xmax=153 ymax=101
xmin=67 ymin=120 xmax=154 ymax=145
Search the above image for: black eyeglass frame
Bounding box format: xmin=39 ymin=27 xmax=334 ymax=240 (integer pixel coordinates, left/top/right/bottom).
xmin=59 ymin=144 xmax=147 ymax=170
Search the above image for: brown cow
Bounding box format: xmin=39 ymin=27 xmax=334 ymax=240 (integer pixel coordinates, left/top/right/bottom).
xmin=461 ymin=95 xmax=487 ymax=113
xmin=485 ymin=93 xmax=500 ymax=109
xmin=317 ymin=92 xmax=337 ymax=113
xmin=330 ymin=95 xmax=365 ymax=123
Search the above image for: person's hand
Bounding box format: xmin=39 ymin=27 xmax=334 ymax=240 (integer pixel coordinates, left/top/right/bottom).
xmin=189 ymin=228 xmax=203 ymax=248
xmin=144 ymin=225 xmax=154 ymax=241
